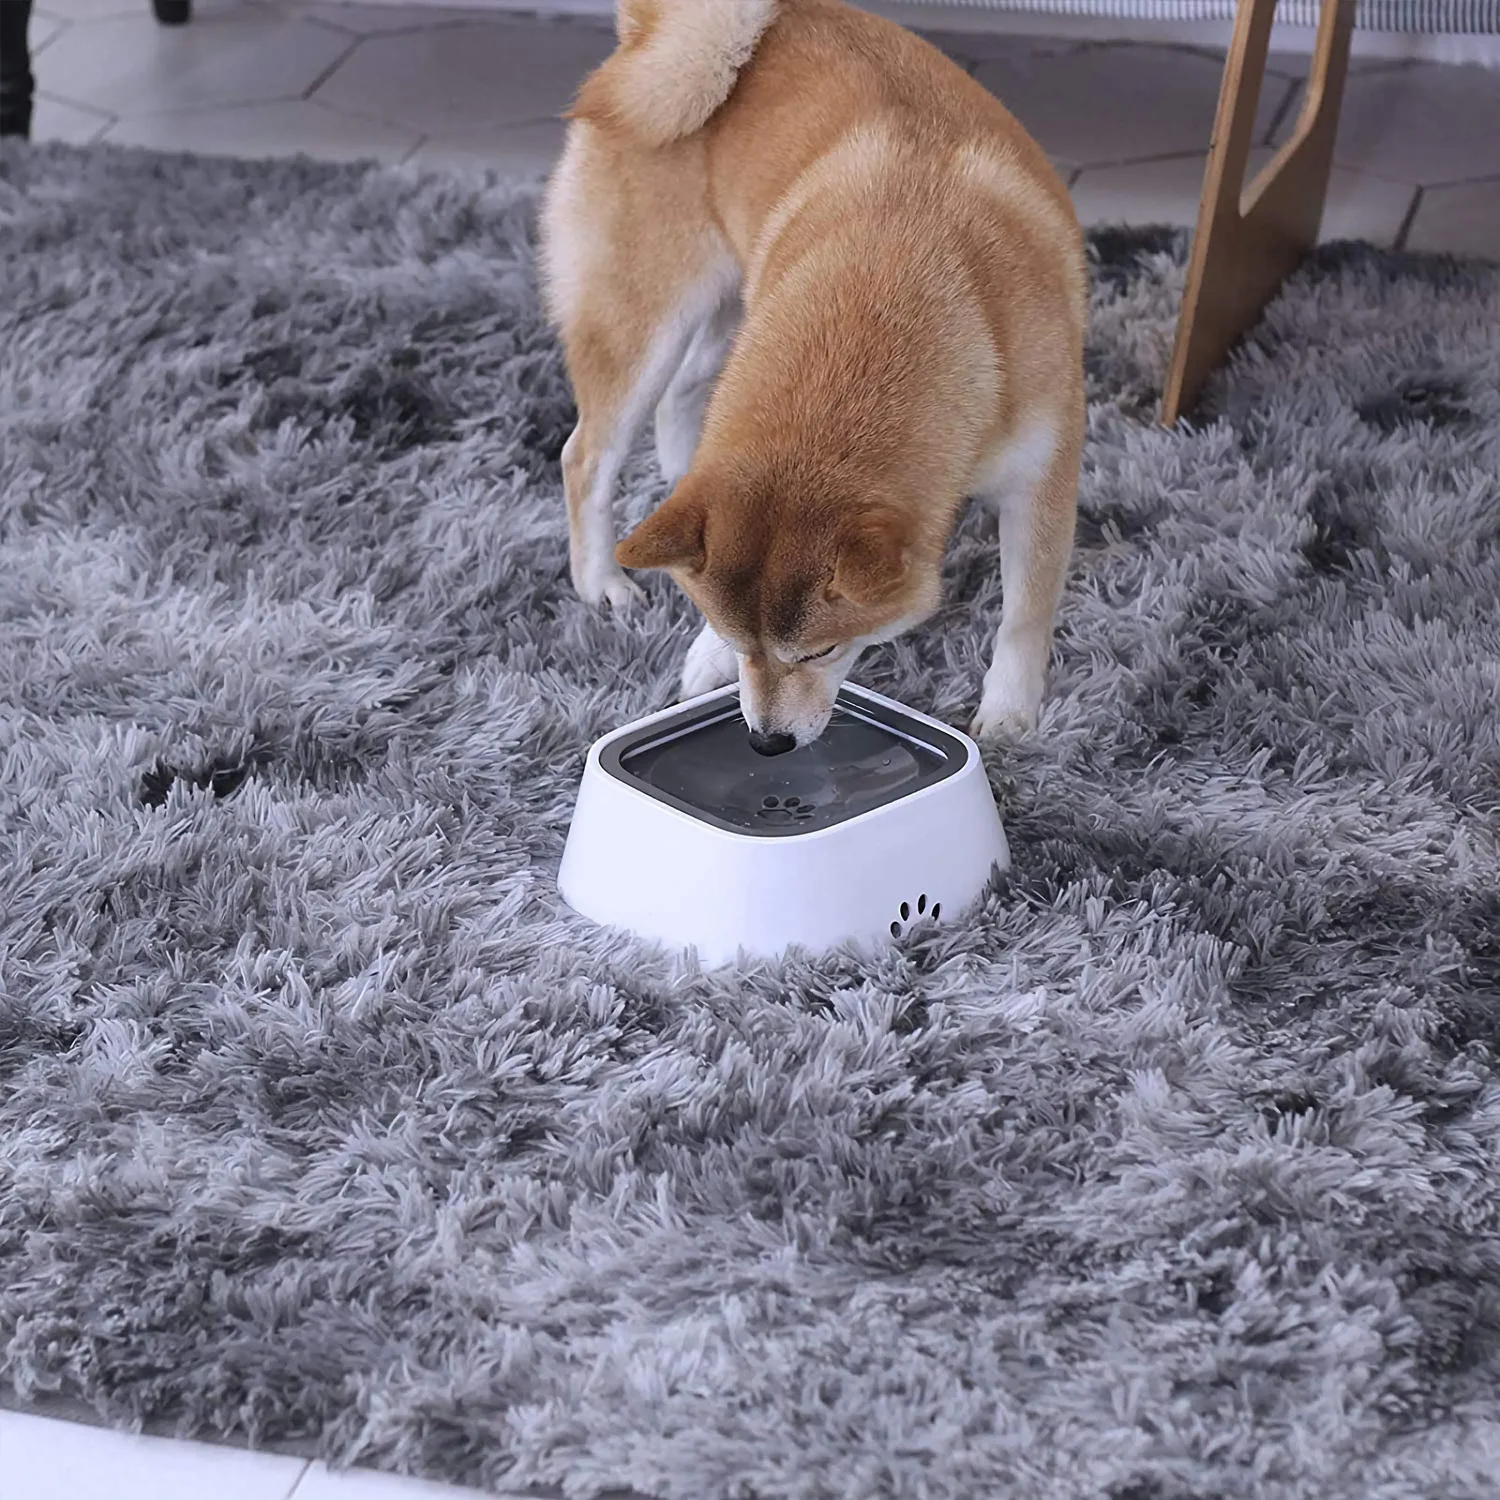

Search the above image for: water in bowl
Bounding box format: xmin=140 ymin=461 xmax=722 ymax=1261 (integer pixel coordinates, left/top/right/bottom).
xmin=618 ymin=702 xmax=953 ymax=836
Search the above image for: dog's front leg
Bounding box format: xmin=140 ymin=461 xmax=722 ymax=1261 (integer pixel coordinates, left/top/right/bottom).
xmin=970 ymin=421 xmax=1081 ymax=741
xmin=680 ymin=620 xmax=740 ymax=700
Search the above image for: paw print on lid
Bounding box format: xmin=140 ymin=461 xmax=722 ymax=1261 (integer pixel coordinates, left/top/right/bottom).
xmin=756 ymin=794 xmax=816 ymax=826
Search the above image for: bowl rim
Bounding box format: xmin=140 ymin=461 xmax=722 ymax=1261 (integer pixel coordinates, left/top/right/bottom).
xmin=592 ymin=683 xmax=976 ymax=841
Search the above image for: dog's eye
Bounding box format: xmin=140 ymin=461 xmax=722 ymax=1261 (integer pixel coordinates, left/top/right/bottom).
xmin=796 ymin=645 xmax=837 ymax=664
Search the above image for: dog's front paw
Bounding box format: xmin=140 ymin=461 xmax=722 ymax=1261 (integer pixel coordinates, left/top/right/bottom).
xmin=972 ymin=645 xmax=1045 ymax=742
xmin=680 ymin=623 xmax=739 ymax=699
xmin=969 ymin=700 xmax=1038 ymax=742
xmin=575 ymin=563 xmax=646 ymax=616
xmin=970 ymin=674 xmax=1041 ymax=742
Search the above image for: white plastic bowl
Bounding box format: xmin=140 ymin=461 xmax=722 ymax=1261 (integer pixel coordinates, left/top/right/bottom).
xmin=558 ymin=683 xmax=1009 ymax=966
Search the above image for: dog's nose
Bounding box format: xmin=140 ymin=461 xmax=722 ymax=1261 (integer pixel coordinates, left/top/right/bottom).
xmin=748 ymin=729 xmax=797 ymax=757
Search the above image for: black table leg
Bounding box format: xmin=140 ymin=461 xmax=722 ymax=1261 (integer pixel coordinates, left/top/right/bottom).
xmin=1 ymin=0 xmax=35 ymax=139
xmin=152 ymin=0 xmax=191 ymax=23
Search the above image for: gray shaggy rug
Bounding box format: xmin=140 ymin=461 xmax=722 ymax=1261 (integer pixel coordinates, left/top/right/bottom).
xmin=2 ymin=140 xmax=1500 ymax=1500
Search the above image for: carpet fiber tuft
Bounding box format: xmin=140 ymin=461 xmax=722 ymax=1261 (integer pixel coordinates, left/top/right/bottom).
xmin=2 ymin=143 xmax=1500 ymax=1500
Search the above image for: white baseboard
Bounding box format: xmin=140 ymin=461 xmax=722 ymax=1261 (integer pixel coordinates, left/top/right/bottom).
xmin=321 ymin=0 xmax=1500 ymax=66
xmin=872 ymin=2 xmax=1500 ymax=61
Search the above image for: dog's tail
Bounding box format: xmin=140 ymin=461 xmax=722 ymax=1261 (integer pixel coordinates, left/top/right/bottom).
xmin=569 ymin=0 xmax=781 ymax=147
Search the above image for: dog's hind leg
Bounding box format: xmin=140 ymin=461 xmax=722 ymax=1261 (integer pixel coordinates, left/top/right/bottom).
xmin=654 ymin=294 xmax=740 ymax=487
xmin=540 ymin=134 xmax=737 ymax=613
xmin=969 ymin=416 xmax=1081 ymax=741
xmin=555 ymin=277 xmax=735 ymax=612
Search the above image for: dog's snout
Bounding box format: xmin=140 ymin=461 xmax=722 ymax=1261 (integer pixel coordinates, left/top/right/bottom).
xmin=748 ymin=728 xmax=797 ymax=757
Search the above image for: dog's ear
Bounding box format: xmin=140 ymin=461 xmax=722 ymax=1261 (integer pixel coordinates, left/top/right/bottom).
xmin=616 ymin=480 xmax=707 ymax=573
xmin=830 ymin=507 xmax=911 ymax=604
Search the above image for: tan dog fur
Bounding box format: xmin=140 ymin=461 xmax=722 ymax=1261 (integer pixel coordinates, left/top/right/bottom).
xmin=539 ymin=0 xmax=1087 ymax=745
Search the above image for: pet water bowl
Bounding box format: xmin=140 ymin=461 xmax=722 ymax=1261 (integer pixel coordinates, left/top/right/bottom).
xmin=558 ymin=683 xmax=1009 ymax=966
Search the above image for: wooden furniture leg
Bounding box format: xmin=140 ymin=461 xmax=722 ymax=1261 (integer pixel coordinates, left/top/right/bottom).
xmin=1160 ymin=0 xmax=1355 ymax=425
xmin=0 ymin=0 xmax=34 ymax=139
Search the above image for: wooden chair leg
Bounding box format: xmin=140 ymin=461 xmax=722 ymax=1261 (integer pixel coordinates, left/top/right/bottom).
xmin=0 ymin=0 xmax=35 ymax=139
xmin=1160 ymin=0 xmax=1356 ymax=426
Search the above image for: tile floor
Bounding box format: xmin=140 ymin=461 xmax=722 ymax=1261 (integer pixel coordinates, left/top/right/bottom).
xmin=6 ymin=2 xmax=1500 ymax=1496
xmin=0 ymin=1404 xmax=500 ymax=1498
xmin=20 ymin=0 xmax=1500 ymax=255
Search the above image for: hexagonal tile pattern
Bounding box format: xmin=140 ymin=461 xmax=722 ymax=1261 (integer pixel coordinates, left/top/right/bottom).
xmin=1068 ymin=152 xmax=1210 ymax=229
xmin=30 ymin=92 xmax=114 ymax=145
xmin=311 ymin=18 xmax=613 ymax=135
xmin=1290 ymin=160 xmax=1417 ymax=246
xmin=405 ymin=117 xmax=566 ymax=176
xmin=1264 ymin=51 xmax=1418 ymax=80
xmin=35 ymin=11 xmax=353 ymax=117
xmin=0 ymin=1407 xmax=310 ymax=1500
xmin=14 ymin=10 xmax=1498 ymax=265
xmin=914 ymin=28 xmax=1084 ymax=72
xmin=973 ymin=42 xmax=1295 ymax=168
xmin=103 ymin=97 xmax=420 ymax=162
xmin=1068 ymin=148 xmax=1417 ymax=246
xmin=35 ymin=0 xmax=255 ymax=18
xmin=292 ymin=4 xmax=503 ymax=35
xmin=1406 ymin=178 xmax=1500 ymax=259
xmin=30 ymin=11 xmax=68 ymax=53
xmin=1275 ymin=61 xmax=1500 ymax=186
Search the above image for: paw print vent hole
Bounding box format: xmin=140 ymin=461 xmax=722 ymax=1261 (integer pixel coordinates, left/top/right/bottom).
xmin=890 ymin=894 xmax=938 ymax=939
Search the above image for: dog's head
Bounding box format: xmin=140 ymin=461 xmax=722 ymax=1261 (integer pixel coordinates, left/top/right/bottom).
xmin=616 ymin=463 xmax=941 ymax=752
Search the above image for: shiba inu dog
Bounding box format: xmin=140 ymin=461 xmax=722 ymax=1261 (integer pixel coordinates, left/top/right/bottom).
xmin=540 ymin=0 xmax=1086 ymax=753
